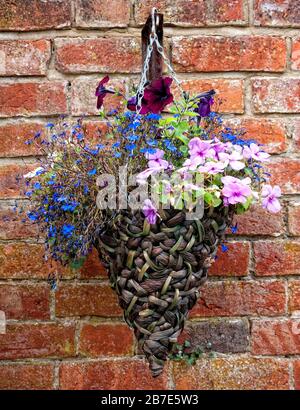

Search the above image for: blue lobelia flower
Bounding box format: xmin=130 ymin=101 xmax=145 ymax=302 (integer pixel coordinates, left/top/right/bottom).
xmin=61 ymin=224 xmax=75 ymax=238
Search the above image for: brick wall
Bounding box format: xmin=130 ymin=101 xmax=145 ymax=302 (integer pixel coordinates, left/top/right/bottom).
xmin=0 ymin=0 xmax=299 ymax=390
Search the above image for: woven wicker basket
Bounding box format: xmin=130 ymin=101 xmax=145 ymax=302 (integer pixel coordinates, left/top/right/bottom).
xmin=96 ymin=206 xmax=232 ymax=377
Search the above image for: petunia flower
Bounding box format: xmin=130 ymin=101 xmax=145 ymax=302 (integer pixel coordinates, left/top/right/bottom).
xmin=243 ymin=143 xmax=270 ymax=162
xmin=261 ymin=184 xmax=281 ymax=213
xmin=95 ymin=76 xmax=115 ymax=109
xmin=142 ymin=199 xmax=159 ymax=224
xmin=221 ymin=176 xmax=252 ymax=205
xmin=195 ymin=90 xmax=215 ymax=118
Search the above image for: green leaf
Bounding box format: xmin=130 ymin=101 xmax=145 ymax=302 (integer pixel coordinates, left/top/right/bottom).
xmin=70 ymin=257 xmax=86 ymax=270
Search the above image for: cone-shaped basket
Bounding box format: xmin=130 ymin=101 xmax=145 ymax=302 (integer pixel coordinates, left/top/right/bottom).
xmin=96 ymin=206 xmax=232 ymax=377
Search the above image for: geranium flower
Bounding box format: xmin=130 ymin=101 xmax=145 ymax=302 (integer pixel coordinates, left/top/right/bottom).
xmin=243 ymin=143 xmax=270 ymax=162
xmin=261 ymin=185 xmax=281 ymax=213
xmin=128 ymin=77 xmax=174 ymax=114
xmin=142 ymin=199 xmax=158 ymax=224
xmin=195 ymin=90 xmax=215 ymax=117
xmin=95 ymin=76 xmax=115 ymax=109
xmin=221 ymin=176 xmax=252 ymax=205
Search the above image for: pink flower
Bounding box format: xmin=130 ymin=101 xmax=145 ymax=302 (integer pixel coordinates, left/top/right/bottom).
xmin=199 ymin=161 xmax=226 ymax=174
xmin=142 ymin=199 xmax=158 ymax=224
xmin=243 ymin=143 xmax=270 ymax=162
xmin=188 ymin=138 xmax=214 ymax=165
xmin=211 ymin=139 xmax=229 ymax=160
xmin=221 ymin=176 xmax=252 ymax=205
xmin=261 ymin=184 xmax=281 ymax=213
xmin=137 ymin=149 xmax=169 ymax=184
xmin=219 ymin=149 xmax=245 ymax=171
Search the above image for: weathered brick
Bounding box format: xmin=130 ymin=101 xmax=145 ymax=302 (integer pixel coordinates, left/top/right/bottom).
xmin=82 ymin=121 xmax=109 ymax=147
xmin=0 ymin=82 xmax=68 ymax=117
xmin=0 ymin=202 xmax=38 ymax=239
xmin=289 ymin=203 xmax=300 ymax=236
xmin=0 ymin=122 xmax=43 ymax=157
xmin=231 ymin=205 xmax=285 ymax=236
xmin=294 ymin=361 xmax=300 ymax=390
xmin=254 ymin=241 xmax=300 ymax=276
xmin=172 ymin=36 xmax=286 ymax=72
xmin=293 ymin=119 xmax=300 ymax=151
xmin=75 ymin=0 xmax=130 ymax=28
xmin=0 ymin=284 xmax=50 ymax=320
xmin=254 ymin=0 xmax=300 ymax=27
xmin=0 ymin=164 xmax=37 ymax=198
xmin=71 ymin=78 xmax=126 ymax=116
xmin=252 ymin=78 xmax=300 ymax=113
xmin=55 ymin=38 xmax=141 ymax=74
xmin=209 ymin=242 xmax=249 ymax=277
xmin=191 ymin=280 xmax=286 ymax=317
xmin=226 ymin=118 xmax=287 ymax=154
xmin=179 ymin=319 xmax=249 ymax=353
xmin=0 ymin=242 xmax=73 ymax=279
xmin=292 ymin=37 xmax=300 ymax=70
xmin=173 ymin=357 xmax=289 ymax=389
xmin=59 ymin=359 xmax=167 ymax=389
xmin=175 ymin=78 xmax=244 ymax=113
xmin=0 ymin=0 xmax=72 ymax=31
xmin=0 ymin=40 xmax=50 ymax=76
xmin=251 ymin=319 xmax=300 ymax=355
xmin=55 ymin=283 xmax=122 ymax=317
xmin=80 ymin=247 xmax=107 ymax=279
xmin=0 ymin=323 xmax=75 ymax=359
xmin=289 ymin=280 xmax=300 ymax=313
xmin=0 ymin=364 xmax=53 ymax=390
xmin=266 ymin=159 xmax=300 ymax=194
xmin=135 ymin=0 xmax=245 ymax=26
xmin=79 ymin=323 xmax=134 ymax=356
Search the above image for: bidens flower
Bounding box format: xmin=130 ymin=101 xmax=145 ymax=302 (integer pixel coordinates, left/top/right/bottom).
xmin=261 ymin=185 xmax=281 ymax=213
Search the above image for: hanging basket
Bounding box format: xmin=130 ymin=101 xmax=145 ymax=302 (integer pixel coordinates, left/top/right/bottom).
xmin=96 ymin=205 xmax=233 ymax=376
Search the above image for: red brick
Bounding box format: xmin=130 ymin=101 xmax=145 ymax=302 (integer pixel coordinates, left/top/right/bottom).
xmin=254 ymin=0 xmax=300 ymax=27
xmin=0 ymin=364 xmax=53 ymax=390
xmin=55 ymin=37 xmax=141 ymax=74
xmin=266 ymin=159 xmax=300 ymax=194
xmin=56 ymin=283 xmax=122 ymax=317
xmin=59 ymin=359 xmax=167 ymax=389
xmin=0 ymin=284 xmax=50 ymax=320
xmin=294 ymin=361 xmax=300 ymax=390
xmin=0 ymin=242 xmax=73 ymax=279
xmin=82 ymin=121 xmax=109 ymax=147
xmin=0 ymin=164 xmax=37 ymax=198
xmin=75 ymin=0 xmax=130 ymax=28
xmin=289 ymin=280 xmax=300 ymax=312
xmin=172 ymin=36 xmax=286 ymax=72
xmin=254 ymin=241 xmax=300 ymax=276
xmin=289 ymin=203 xmax=300 ymax=236
xmin=0 ymin=122 xmax=43 ymax=157
xmin=135 ymin=0 xmax=245 ymax=26
xmin=0 ymin=0 xmax=72 ymax=31
xmin=173 ymin=357 xmax=289 ymax=389
xmin=71 ymin=78 xmax=126 ymax=116
xmin=293 ymin=119 xmax=300 ymax=151
xmin=190 ymin=280 xmax=286 ymax=317
xmin=0 ymin=82 xmax=67 ymax=117
xmin=292 ymin=37 xmax=300 ymax=70
xmin=0 ymin=40 xmax=50 ymax=76
xmin=209 ymin=242 xmax=249 ymax=277
xmin=0 ymin=202 xmax=38 ymax=239
xmin=251 ymin=319 xmax=300 ymax=355
xmin=0 ymin=323 xmax=75 ymax=359
xmin=252 ymin=78 xmax=300 ymax=113
xmin=80 ymin=248 xmax=107 ymax=279
xmin=79 ymin=323 xmax=134 ymax=357
xmin=231 ymin=204 xmax=285 ymax=236
xmin=174 ymin=78 xmax=244 ymax=113
xmin=226 ymin=118 xmax=287 ymax=154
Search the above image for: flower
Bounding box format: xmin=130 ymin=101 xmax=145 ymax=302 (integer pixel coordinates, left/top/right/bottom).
xmin=243 ymin=143 xmax=270 ymax=162
xmin=128 ymin=77 xmax=174 ymax=114
xmin=188 ymin=138 xmax=214 ymax=165
xmin=95 ymin=76 xmax=115 ymax=109
xmin=199 ymin=161 xmax=226 ymax=174
xmin=219 ymin=148 xmax=245 ymax=171
xmin=261 ymin=185 xmax=281 ymax=213
xmin=137 ymin=149 xmax=170 ymax=184
xmin=61 ymin=224 xmax=75 ymax=238
xmin=195 ymin=90 xmax=215 ymax=117
xmin=23 ymin=167 xmax=44 ymax=179
xmin=221 ymin=176 xmax=252 ymax=205
xmin=142 ymin=199 xmax=158 ymax=224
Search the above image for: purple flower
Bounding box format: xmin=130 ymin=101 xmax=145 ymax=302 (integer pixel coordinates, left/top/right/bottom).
xmin=142 ymin=199 xmax=158 ymax=224
xmin=221 ymin=176 xmax=252 ymax=205
xmin=195 ymin=90 xmax=215 ymax=117
xmin=261 ymin=184 xmax=281 ymax=213
xmin=188 ymin=138 xmax=214 ymax=165
xmin=128 ymin=77 xmax=174 ymax=114
xmin=199 ymin=161 xmax=226 ymax=174
xmin=243 ymin=143 xmax=270 ymax=162
xmin=137 ymin=149 xmax=170 ymax=184
xmin=219 ymin=149 xmax=245 ymax=171
xmin=95 ymin=76 xmax=115 ymax=109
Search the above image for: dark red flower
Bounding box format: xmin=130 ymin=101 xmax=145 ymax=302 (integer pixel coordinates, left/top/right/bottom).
xmin=95 ymin=76 xmax=115 ymax=109
xmin=127 ymin=77 xmax=174 ymax=114
xmin=195 ymin=90 xmax=215 ymax=118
